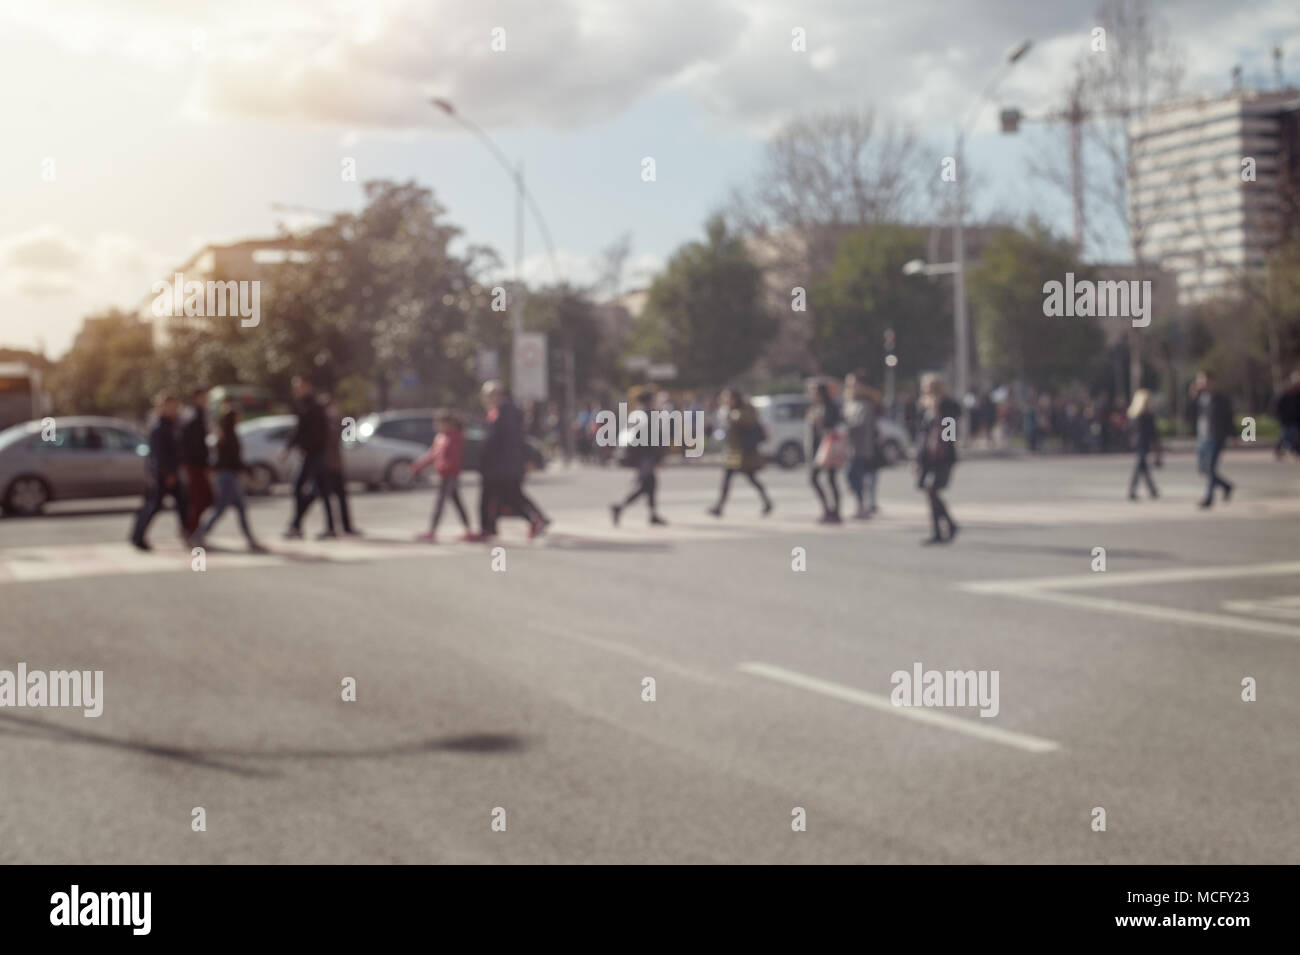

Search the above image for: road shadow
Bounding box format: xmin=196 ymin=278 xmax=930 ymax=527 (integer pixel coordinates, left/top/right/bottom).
xmin=964 ymin=541 xmax=1175 ymax=560
xmin=0 ymin=712 xmax=528 ymax=777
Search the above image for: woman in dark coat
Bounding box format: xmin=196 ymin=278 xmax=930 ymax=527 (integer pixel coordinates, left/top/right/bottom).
xmin=708 ymin=389 xmax=772 ymax=517
xmin=1127 ymin=388 xmax=1161 ymax=500
xmin=915 ymin=374 xmax=961 ymax=545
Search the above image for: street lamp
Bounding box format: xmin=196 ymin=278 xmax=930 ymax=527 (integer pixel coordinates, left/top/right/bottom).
xmin=949 ymin=40 xmax=1032 ymax=422
xmin=430 ymin=98 xmax=574 ymax=456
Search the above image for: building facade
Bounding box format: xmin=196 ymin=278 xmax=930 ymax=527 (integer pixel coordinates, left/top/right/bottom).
xmin=1128 ymin=87 xmax=1300 ymax=304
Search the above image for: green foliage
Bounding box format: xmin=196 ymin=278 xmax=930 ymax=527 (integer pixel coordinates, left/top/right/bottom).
xmin=523 ymin=284 xmax=606 ymax=400
xmin=46 ymin=310 xmax=155 ymax=418
xmin=634 ymin=215 xmax=776 ymax=387
xmin=809 ymin=225 xmax=948 ymax=381
xmin=968 ymin=220 xmax=1105 ymax=389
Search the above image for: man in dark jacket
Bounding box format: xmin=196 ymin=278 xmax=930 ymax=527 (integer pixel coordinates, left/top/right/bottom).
xmin=1188 ymin=370 xmax=1235 ymax=509
xmin=283 ymin=375 xmax=331 ymax=539
xmin=130 ymin=393 xmax=186 ymax=551
xmin=180 ymin=388 xmax=213 ymax=539
xmin=610 ymin=390 xmax=667 ymax=526
xmin=475 ymin=379 xmax=542 ymax=539
xmin=318 ymin=395 xmax=358 ymax=537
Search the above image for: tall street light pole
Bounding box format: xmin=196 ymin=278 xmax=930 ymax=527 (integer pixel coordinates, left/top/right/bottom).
xmin=431 ymin=99 xmax=574 ymax=458
xmin=951 ymin=40 xmax=1031 ymax=423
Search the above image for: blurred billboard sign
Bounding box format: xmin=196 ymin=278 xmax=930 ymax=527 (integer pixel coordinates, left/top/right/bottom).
xmin=512 ymin=333 xmax=548 ymax=401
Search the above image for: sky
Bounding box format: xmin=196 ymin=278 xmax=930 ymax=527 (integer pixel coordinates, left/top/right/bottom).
xmin=1 ymin=0 xmax=1297 ymax=357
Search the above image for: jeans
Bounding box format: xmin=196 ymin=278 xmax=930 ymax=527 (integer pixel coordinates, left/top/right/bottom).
xmin=430 ymin=474 xmax=470 ymax=531
xmin=847 ymin=456 xmax=878 ymax=510
xmin=131 ymin=474 xmax=188 ymax=545
xmin=1196 ymin=439 xmax=1231 ymax=504
xmin=198 ymin=470 xmax=254 ymax=543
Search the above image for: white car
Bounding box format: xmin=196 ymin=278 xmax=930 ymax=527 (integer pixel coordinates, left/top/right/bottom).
xmin=750 ymin=394 xmax=911 ymax=469
xmin=235 ymin=415 xmax=431 ymax=494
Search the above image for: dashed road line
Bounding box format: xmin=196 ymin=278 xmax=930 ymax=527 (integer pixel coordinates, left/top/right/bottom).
xmin=736 ymin=661 xmax=1060 ymax=753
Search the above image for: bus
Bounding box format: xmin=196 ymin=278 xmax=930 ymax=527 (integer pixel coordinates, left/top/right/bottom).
xmin=0 ymin=363 xmax=49 ymax=430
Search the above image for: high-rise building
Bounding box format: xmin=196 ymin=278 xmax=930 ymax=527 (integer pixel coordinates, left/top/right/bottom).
xmin=1128 ymin=87 xmax=1300 ymax=305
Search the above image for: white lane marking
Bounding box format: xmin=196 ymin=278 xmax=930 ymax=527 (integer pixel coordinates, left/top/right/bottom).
xmin=958 ymin=560 xmax=1300 ymax=595
xmin=999 ymin=589 xmax=1300 ymax=640
xmin=1222 ymin=596 xmax=1300 ymax=620
xmin=957 ymin=561 xmax=1300 ymax=640
xmin=736 ymin=661 xmax=1060 ymax=754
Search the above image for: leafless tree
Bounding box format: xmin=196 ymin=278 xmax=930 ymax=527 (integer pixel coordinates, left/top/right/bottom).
xmin=730 ymin=107 xmax=930 ymax=373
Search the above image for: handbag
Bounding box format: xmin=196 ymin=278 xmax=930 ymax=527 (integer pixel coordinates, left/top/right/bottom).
xmin=814 ymin=430 xmax=848 ymax=469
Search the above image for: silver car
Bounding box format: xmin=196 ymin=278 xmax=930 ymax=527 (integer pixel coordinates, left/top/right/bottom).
xmin=0 ymin=416 xmax=150 ymax=516
xmin=751 ymin=394 xmax=912 ymax=469
xmin=236 ymin=415 xmax=430 ymax=495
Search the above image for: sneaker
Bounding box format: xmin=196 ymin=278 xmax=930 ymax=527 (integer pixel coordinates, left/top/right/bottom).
xmin=415 ymin=531 xmax=436 ymax=543
xmin=649 ymin=514 xmax=668 ymax=526
xmin=707 ymin=506 xmax=722 ymax=518
xmin=761 ymin=501 xmax=773 ymax=517
xmin=818 ymin=512 xmax=842 ymax=524
xmin=316 ymin=530 xmax=338 ymax=540
xmin=527 ymin=518 xmax=545 ymax=540
xmin=247 ymin=540 xmax=268 ymax=553
xmin=283 ymin=527 xmax=303 ymax=540
xmin=854 ymin=506 xmax=871 ymax=519
xmin=1223 ymin=483 xmax=1233 ymax=503
xmin=458 ymin=531 xmax=477 ymax=542
xmin=1198 ymin=499 xmax=1212 ymax=509
xmin=946 ymin=522 xmax=960 ymax=542
xmin=131 ymin=539 xmax=151 ymax=552
xmin=920 ymin=535 xmax=944 ymax=546
xmin=610 ymin=504 xmax=622 ymax=527
xmin=343 ymin=527 xmax=363 ymax=536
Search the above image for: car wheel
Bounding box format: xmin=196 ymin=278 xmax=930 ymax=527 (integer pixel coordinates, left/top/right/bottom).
xmin=776 ymin=441 xmax=803 ymax=469
xmin=385 ymin=458 xmax=415 ymax=490
xmin=881 ymin=439 xmax=903 ymax=465
xmin=243 ymin=464 xmax=276 ymax=496
xmin=3 ymin=475 xmax=51 ymax=516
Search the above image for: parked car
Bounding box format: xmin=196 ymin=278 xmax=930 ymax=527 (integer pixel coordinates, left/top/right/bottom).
xmin=0 ymin=416 xmax=149 ymax=515
xmin=235 ymin=415 xmax=430 ymax=494
xmin=750 ymin=394 xmax=910 ymax=469
xmin=356 ymin=410 xmax=548 ymax=473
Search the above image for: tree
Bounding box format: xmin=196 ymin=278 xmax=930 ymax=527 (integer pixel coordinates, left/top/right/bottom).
xmin=967 ymin=221 xmax=1105 ymax=390
xmin=731 ymin=107 xmax=930 ymax=374
xmin=523 ymin=283 xmax=606 ymax=401
xmin=809 ymin=226 xmax=949 ymax=381
xmin=634 ymin=215 xmax=775 ymax=387
xmin=47 ymin=310 xmax=155 ymax=418
xmin=173 ymin=180 xmax=500 ymax=408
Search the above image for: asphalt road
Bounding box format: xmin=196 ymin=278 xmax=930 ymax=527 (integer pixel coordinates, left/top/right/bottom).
xmin=2 ymin=449 xmax=1298 ymax=863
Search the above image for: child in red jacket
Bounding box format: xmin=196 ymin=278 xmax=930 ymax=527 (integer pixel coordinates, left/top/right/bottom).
xmin=412 ymin=411 xmax=471 ymax=542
